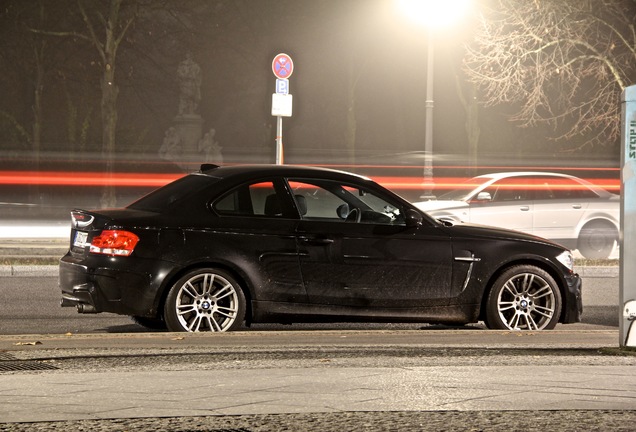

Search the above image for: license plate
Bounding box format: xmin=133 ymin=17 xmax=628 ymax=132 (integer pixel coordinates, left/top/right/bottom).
xmin=73 ymin=231 xmax=88 ymax=248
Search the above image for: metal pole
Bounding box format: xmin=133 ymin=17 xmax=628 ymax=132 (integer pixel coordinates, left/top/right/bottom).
xmin=276 ymin=116 xmax=283 ymax=165
xmin=421 ymin=29 xmax=435 ymax=200
xmin=620 ymin=84 xmax=636 ymax=347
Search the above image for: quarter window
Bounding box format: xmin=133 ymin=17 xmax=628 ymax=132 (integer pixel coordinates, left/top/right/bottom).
xmin=213 ymin=181 xmax=281 ymax=217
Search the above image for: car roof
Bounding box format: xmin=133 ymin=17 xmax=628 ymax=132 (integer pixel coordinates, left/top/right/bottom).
xmin=475 ymin=171 xmax=577 ymax=180
xmin=196 ymin=164 xmax=372 ymax=182
xmin=473 ymin=171 xmax=616 ymax=196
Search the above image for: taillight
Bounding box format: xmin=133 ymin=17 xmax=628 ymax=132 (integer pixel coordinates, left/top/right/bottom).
xmin=90 ymin=230 xmax=139 ymax=256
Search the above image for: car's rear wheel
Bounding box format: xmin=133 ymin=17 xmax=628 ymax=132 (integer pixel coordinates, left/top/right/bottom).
xmin=164 ymin=268 xmax=246 ymax=332
xmin=578 ymin=221 xmax=617 ymax=260
xmin=485 ymin=265 xmax=561 ymax=330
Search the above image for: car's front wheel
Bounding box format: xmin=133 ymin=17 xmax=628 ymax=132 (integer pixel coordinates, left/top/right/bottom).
xmin=164 ymin=268 xmax=246 ymax=332
xmin=485 ymin=265 xmax=561 ymax=330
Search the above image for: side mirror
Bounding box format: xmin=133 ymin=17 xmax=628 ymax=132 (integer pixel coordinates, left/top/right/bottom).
xmin=405 ymin=209 xmax=423 ymax=228
xmin=475 ymin=192 xmax=492 ymax=201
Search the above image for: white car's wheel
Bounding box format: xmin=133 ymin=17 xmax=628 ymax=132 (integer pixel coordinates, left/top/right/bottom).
xmin=578 ymin=221 xmax=617 ymax=260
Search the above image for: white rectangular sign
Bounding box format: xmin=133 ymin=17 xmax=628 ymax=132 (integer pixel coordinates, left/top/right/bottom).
xmin=272 ymin=93 xmax=293 ymax=117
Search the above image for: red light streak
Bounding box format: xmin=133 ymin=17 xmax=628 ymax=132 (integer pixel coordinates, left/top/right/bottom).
xmin=0 ymin=171 xmax=181 ymax=187
xmin=0 ymin=171 xmax=621 ymax=192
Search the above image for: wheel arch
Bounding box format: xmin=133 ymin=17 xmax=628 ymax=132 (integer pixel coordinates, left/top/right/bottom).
xmin=478 ymin=258 xmax=570 ymax=324
xmin=155 ymin=260 xmax=256 ymax=326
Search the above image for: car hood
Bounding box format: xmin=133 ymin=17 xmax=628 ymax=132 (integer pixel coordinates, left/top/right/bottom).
xmin=445 ymin=221 xmax=563 ymax=248
xmin=414 ymin=200 xmax=467 ymax=211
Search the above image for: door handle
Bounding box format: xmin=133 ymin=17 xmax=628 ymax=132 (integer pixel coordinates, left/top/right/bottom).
xmin=572 ymin=204 xmax=582 ymax=209
xmin=299 ymin=236 xmax=334 ymax=245
xmin=519 ymin=206 xmax=530 ymax=211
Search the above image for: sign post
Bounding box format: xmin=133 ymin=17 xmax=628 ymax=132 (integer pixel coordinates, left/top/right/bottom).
xmin=271 ymin=53 xmax=294 ymax=165
xmin=620 ymin=84 xmax=636 ymax=347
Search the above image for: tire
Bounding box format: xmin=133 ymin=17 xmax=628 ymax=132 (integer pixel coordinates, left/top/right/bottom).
xmin=164 ymin=268 xmax=246 ymax=332
xmin=577 ymin=221 xmax=617 ymax=260
xmin=131 ymin=316 xmax=167 ymax=330
xmin=485 ymin=265 xmax=562 ymax=330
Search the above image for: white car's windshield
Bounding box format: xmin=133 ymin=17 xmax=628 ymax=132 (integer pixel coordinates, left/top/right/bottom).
xmin=436 ymin=177 xmax=492 ymax=201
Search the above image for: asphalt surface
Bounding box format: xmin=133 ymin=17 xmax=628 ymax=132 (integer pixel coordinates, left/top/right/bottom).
xmin=1 ymin=261 xmax=634 ymax=431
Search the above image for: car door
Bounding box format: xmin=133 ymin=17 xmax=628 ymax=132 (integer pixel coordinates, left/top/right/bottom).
xmin=288 ymin=178 xmax=453 ymax=309
xmin=466 ymin=176 xmax=534 ymax=233
xmin=207 ymin=178 xmax=306 ymax=304
xmin=530 ymin=175 xmax=589 ymax=240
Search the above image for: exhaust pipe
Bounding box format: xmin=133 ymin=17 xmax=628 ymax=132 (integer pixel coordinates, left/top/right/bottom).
xmin=77 ymin=304 xmax=98 ymax=314
xmin=60 ymin=298 xmax=76 ymax=308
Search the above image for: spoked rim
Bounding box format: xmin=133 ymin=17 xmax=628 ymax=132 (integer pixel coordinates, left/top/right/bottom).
xmin=496 ymin=272 xmax=556 ymax=330
xmin=175 ymin=273 xmax=239 ymax=332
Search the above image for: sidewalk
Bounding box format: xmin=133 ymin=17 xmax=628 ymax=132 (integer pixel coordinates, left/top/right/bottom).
xmin=1 ymin=330 xmax=635 ymax=429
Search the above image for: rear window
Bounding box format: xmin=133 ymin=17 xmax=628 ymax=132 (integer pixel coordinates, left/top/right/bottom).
xmin=128 ymin=174 xmax=217 ymax=212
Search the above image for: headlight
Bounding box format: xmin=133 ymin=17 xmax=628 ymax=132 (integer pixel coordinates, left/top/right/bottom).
xmin=556 ymin=251 xmax=574 ymax=271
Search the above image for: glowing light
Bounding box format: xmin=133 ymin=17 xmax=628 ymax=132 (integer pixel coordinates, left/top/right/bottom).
xmin=396 ymin=0 xmax=472 ymax=29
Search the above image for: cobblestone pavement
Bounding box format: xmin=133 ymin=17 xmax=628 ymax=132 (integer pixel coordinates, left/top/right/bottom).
xmin=2 ymin=410 xmax=636 ymax=431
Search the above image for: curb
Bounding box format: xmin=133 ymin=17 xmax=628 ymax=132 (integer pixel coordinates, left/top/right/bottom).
xmin=0 ymin=265 xmax=58 ymax=277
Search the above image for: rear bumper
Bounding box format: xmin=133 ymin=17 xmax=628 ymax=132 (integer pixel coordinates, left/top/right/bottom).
xmin=59 ymin=253 xmax=169 ymax=317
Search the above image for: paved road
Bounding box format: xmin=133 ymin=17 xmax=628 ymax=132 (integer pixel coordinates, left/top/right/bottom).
xmin=0 ymin=267 xmax=620 ymax=335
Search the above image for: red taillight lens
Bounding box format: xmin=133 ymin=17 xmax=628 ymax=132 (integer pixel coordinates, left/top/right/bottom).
xmin=90 ymin=230 xmax=139 ymax=257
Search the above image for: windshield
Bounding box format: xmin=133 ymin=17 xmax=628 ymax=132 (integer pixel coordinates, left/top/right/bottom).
xmin=436 ymin=176 xmax=491 ymax=201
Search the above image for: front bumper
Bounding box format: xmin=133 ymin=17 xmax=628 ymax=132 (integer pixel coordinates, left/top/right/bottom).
xmin=561 ymin=272 xmax=583 ymax=324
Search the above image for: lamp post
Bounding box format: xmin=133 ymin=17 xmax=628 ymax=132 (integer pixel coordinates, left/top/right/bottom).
xmin=423 ymin=29 xmax=435 ymax=199
xmin=396 ymin=0 xmax=471 ymax=200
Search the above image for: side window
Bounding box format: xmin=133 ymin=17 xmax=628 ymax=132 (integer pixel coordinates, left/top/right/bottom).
xmin=287 ymin=179 xmax=404 ymax=225
xmin=543 ymin=177 xmax=598 ymax=200
xmin=288 ymin=181 xmax=346 ymax=220
xmin=213 ymin=181 xmax=280 ymax=217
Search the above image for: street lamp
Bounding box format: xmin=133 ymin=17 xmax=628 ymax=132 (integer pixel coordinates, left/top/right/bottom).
xmin=396 ymin=0 xmax=471 ymax=199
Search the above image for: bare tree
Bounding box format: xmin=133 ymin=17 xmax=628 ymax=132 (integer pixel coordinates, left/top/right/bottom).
xmin=464 ymin=0 xmax=636 ymax=149
xmin=77 ymin=0 xmax=138 ymax=207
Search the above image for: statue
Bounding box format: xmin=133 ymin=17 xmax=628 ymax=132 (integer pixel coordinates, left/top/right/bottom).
xmin=177 ymin=53 xmax=202 ymax=116
xmin=198 ymin=128 xmax=223 ymax=163
xmin=158 ymin=126 xmax=182 ymax=161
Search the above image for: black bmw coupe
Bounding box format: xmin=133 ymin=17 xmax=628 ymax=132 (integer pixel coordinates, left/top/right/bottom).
xmin=60 ymin=164 xmax=582 ymax=332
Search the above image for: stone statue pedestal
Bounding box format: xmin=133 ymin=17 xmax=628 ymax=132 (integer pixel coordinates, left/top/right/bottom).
xmin=174 ymin=114 xmax=203 ymax=167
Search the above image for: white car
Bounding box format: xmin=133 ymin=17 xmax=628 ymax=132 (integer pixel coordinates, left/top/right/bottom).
xmin=414 ymin=172 xmax=619 ymax=259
